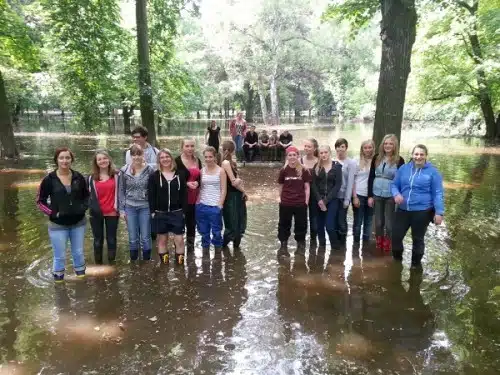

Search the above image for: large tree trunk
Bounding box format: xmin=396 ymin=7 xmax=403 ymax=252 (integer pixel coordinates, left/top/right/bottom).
xmin=372 ymin=0 xmax=417 ymax=147
xmin=258 ymin=81 xmax=268 ymax=125
xmin=136 ymin=0 xmax=156 ymax=146
xmin=462 ymin=1 xmax=497 ymax=140
xmin=0 ymin=71 xmax=19 ymax=159
xmin=244 ymin=81 xmax=255 ymax=123
xmin=270 ymin=74 xmax=279 ymax=126
xmin=123 ymin=104 xmax=135 ymax=135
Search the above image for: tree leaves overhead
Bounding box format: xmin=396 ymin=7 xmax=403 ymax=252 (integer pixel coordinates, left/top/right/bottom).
xmin=323 ymin=0 xmax=379 ymax=30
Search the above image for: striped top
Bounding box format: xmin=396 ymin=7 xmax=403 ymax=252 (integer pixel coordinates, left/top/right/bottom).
xmin=199 ymin=167 xmax=221 ymax=206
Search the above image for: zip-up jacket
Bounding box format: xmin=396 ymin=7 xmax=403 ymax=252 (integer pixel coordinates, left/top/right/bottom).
xmin=88 ymin=173 xmax=119 ymax=217
xmin=311 ymin=161 xmax=343 ymax=204
xmin=147 ymin=170 xmax=187 ymax=213
xmin=175 ymin=155 xmax=202 ymax=181
xmin=391 ymin=161 xmax=444 ymax=215
xmin=368 ymin=154 xmax=405 ymax=198
xmin=118 ymin=164 xmax=154 ymax=213
xmin=36 ymin=169 xmax=89 ymax=226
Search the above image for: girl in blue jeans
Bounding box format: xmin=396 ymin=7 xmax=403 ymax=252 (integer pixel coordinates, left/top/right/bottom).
xmin=119 ymin=144 xmax=155 ymax=261
xmin=311 ymin=146 xmax=343 ymax=251
xmin=196 ymin=147 xmax=227 ymax=257
xmin=37 ymin=147 xmax=89 ymax=282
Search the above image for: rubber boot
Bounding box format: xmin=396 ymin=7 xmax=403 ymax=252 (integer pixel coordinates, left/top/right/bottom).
xmin=233 ymin=236 xmax=242 ymax=249
xmin=295 ymin=241 xmax=306 ymax=256
xmin=107 ymin=249 xmax=116 ymax=264
xmin=214 ymin=247 xmax=222 ymax=260
xmin=175 ymin=253 xmax=185 ymax=265
xmin=392 ymin=250 xmax=403 ymax=262
xmin=277 ymin=241 xmax=290 ymax=258
xmin=411 ymin=252 xmax=423 ymax=269
xmin=130 ymin=250 xmax=139 ymax=261
xmin=159 ymin=252 xmax=169 ymax=264
xmin=94 ymin=247 xmax=103 ymax=265
xmin=186 ymin=237 xmax=195 ymax=253
xmin=310 ymin=232 xmax=317 ymax=248
xmin=375 ymin=236 xmax=383 ymax=250
xmin=383 ymin=236 xmax=392 ymax=255
xmin=142 ymin=249 xmax=152 ymax=261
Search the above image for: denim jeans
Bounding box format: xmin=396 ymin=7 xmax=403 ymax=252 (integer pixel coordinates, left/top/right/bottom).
xmin=317 ymin=199 xmax=339 ymax=248
xmin=336 ymin=199 xmax=348 ymax=236
xmin=48 ymin=224 xmax=86 ymax=276
xmin=125 ymin=205 xmax=152 ymax=260
xmin=352 ymin=195 xmax=374 ymax=241
xmin=233 ymin=135 xmax=244 ymax=160
xmin=196 ymin=203 xmax=223 ymax=248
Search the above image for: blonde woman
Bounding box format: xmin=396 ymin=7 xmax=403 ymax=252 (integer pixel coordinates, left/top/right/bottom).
xmin=277 ymin=146 xmax=311 ymax=257
xmin=148 ymin=149 xmax=187 ymax=265
xmin=367 ymin=134 xmax=405 ymax=253
xmin=88 ymin=150 xmax=119 ymax=264
xmin=311 ymin=145 xmax=343 ymax=251
xmin=352 ymin=140 xmax=375 ymax=245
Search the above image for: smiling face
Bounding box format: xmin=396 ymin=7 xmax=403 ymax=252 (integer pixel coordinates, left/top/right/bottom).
xmin=204 ymin=150 xmax=216 ymax=166
xmin=182 ymin=140 xmax=195 ymax=156
xmin=319 ymin=147 xmax=331 ymax=161
xmin=287 ymin=151 xmax=299 ymax=166
xmin=304 ymin=140 xmax=315 ymax=156
xmin=132 ymin=132 xmax=147 ymax=147
xmin=130 ymin=149 xmax=144 ymax=165
xmin=96 ymin=153 xmax=110 ymax=170
xmin=362 ymin=143 xmax=374 ymax=158
xmin=412 ymin=147 xmax=427 ymax=166
xmin=159 ymin=152 xmax=173 ymax=171
xmin=57 ymin=151 xmax=72 ymax=170
xmin=383 ymin=139 xmax=395 ymax=155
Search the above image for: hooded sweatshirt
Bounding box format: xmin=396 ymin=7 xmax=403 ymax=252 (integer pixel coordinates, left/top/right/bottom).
xmin=391 ymin=161 xmax=444 ymax=215
xmin=118 ymin=164 xmax=154 ymax=213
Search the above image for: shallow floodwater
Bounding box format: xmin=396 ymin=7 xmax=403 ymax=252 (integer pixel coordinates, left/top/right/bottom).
xmin=0 ymin=124 xmax=499 ymax=374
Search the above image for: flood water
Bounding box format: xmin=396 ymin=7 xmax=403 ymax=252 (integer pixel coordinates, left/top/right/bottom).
xmin=0 ymin=124 xmax=499 ymax=374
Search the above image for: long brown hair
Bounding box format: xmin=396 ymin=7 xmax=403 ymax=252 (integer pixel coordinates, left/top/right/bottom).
xmin=222 ymin=140 xmax=237 ymax=172
xmin=358 ymin=140 xmax=376 ymax=171
xmin=375 ymin=134 xmax=400 ymax=166
xmin=91 ymin=150 xmax=117 ymax=180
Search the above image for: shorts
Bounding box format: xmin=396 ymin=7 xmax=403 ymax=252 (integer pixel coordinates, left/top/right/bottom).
xmin=152 ymin=210 xmax=185 ymax=235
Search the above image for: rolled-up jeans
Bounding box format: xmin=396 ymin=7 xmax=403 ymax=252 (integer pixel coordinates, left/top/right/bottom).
xmin=48 ymin=223 xmax=86 ymax=276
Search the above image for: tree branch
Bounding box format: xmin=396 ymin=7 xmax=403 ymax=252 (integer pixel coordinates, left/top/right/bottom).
xmin=454 ymin=0 xmax=475 ymax=15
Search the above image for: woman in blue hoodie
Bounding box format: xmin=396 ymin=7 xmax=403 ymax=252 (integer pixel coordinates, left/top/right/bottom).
xmin=391 ymin=144 xmax=444 ymax=268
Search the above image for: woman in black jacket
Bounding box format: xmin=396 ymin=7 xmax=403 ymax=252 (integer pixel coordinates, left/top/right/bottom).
xmin=149 ymin=149 xmax=188 ymax=265
xmin=311 ymin=145 xmax=343 ymax=251
xmin=36 ymin=147 xmax=89 ymax=282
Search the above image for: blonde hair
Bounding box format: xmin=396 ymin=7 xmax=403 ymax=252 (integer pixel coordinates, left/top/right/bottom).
xmin=283 ymin=148 xmax=303 ymax=177
xmin=359 ymin=139 xmax=376 ymax=170
xmin=157 ymin=148 xmax=177 ymax=172
xmin=91 ymin=150 xmax=117 ymax=180
xmin=315 ymin=145 xmax=332 ymax=175
xmin=375 ymin=134 xmax=400 ymax=166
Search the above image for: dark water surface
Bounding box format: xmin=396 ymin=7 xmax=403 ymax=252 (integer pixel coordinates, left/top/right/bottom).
xmin=0 ymin=126 xmax=499 ymax=374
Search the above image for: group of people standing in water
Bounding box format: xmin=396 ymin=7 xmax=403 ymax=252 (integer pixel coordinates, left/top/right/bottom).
xmin=36 ymin=123 xmax=444 ymax=283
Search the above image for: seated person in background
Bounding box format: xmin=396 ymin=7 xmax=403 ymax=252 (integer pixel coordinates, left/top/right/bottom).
xmin=269 ymin=130 xmax=279 ymax=161
xmin=259 ymin=130 xmax=270 ymax=161
xmin=243 ymin=125 xmax=259 ymax=162
xmin=278 ymin=130 xmax=293 ymax=161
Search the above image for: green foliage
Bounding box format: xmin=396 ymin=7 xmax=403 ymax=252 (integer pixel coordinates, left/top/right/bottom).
xmin=323 ymin=0 xmax=379 ymax=30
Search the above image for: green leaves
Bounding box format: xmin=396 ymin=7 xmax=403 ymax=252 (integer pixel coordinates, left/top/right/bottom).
xmin=323 ymin=0 xmax=379 ymax=30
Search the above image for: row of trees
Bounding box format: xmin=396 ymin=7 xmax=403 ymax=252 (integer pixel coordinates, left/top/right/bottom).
xmin=1 ymin=0 xmax=499 ymax=157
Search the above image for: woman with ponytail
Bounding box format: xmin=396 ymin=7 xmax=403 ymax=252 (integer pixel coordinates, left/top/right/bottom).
xmin=220 ymin=140 xmax=247 ymax=249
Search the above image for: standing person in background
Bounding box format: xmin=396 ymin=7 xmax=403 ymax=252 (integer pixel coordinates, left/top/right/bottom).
xmin=88 ymin=150 xmax=120 ymax=265
xmin=205 ymin=120 xmax=221 ymax=153
xmin=277 ymin=146 xmax=311 ymax=257
xmin=148 ymin=149 xmax=187 ymax=265
xmin=119 ymin=144 xmax=155 ymax=261
xmin=196 ymin=147 xmax=227 ymax=257
xmin=243 ymin=125 xmax=259 ymax=162
xmin=352 ymin=140 xmax=376 ymax=247
xmin=334 ymin=138 xmax=357 ymax=247
xmin=367 ymin=134 xmax=405 ymax=254
xmin=37 ymin=147 xmax=88 ymax=282
xmin=300 ymin=138 xmax=319 ymax=247
xmin=175 ymin=138 xmax=202 ymax=253
xmin=125 ymin=126 xmax=159 ymax=169
xmin=258 ymin=129 xmax=270 ymax=162
xmin=221 ymin=140 xmax=247 ymax=249
xmin=391 ymin=144 xmax=444 ymax=268
xmin=311 ymin=145 xmax=343 ymax=251
xmin=229 ymin=112 xmax=247 ymax=161
xmin=268 ymin=130 xmax=279 ymax=161
xmin=278 ymin=130 xmax=293 ymax=162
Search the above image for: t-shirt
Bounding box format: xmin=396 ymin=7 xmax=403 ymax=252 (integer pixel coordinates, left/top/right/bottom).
xmin=259 ymin=133 xmax=269 ymax=143
xmin=244 ymin=132 xmax=258 ymax=145
xmin=279 ymin=133 xmax=293 ymax=145
xmin=269 ymin=135 xmax=278 ymax=145
xmin=278 ymin=166 xmax=312 ymax=206
xmin=95 ymin=178 xmax=117 ymax=215
xmin=354 ymin=159 xmax=370 ymax=197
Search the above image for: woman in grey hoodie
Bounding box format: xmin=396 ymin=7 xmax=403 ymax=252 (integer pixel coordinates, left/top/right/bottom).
xmin=119 ymin=144 xmax=155 ymax=261
xmin=334 ymin=138 xmax=356 ymax=246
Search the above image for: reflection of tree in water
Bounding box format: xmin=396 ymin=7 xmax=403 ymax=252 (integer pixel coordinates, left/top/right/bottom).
xmin=276 ymin=257 xmax=435 ymax=373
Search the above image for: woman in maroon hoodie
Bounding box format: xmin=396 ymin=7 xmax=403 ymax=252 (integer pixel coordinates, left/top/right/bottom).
xmin=88 ymin=150 xmax=120 ymax=264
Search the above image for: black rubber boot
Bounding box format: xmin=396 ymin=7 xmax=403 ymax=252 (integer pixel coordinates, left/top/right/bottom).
xmin=411 ymin=252 xmax=423 ymax=269
xmin=295 ymin=241 xmax=306 ymax=256
xmin=107 ymin=249 xmax=116 ymax=264
xmin=392 ymin=250 xmax=403 ymax=262
xmin=186 ymin=237 xmax=195 ymax=253
xmin=94 ymin=248 xmax=103 ymax=265
xmin=233 ymin=236 xmax=242 ymax=249
xmin=277 ymin=241 xmax=290 ymax=258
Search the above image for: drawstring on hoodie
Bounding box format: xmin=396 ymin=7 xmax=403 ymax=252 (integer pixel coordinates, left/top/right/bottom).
xmin=158 ymin=172 xmax=180 ymax=211
xmin=407 ymin=165 xmax=422 ymax=210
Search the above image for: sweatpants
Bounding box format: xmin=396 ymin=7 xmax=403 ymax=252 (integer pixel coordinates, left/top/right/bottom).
xmin=196 ymin=203 xmax=223 ymax=248
xmin=392 ymin=209 xmax=433 ymax=264
xmin=278 ymin=204 xmax=307 ymax=243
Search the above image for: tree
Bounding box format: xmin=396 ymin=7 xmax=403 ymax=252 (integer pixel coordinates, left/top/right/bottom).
xmin=325 ymin=0 xmax=417 ymax=146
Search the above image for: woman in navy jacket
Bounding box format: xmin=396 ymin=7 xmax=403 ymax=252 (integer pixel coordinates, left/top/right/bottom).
xmin=391 ymin=144 xmax=444 ymax=268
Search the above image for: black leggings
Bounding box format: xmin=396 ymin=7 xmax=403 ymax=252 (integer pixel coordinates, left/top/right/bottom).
xmin=89 ymin=216 xmax=119 ymax=263
xmin=185 ymin=204 xmax=196 ymax=238
xmin=392 ymin=209 xmax=433 ymax=262
xmin=278 ymin=205 xmax=307 ymax=243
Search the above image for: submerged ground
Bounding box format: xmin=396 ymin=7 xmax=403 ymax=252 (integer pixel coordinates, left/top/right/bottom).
xmin=0 ymin=124 xmax=499 ymax=374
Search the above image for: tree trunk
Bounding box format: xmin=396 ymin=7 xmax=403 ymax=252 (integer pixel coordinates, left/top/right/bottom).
xmin=207 ymin=105 xmax=211 ymax=119
xmin=258 ymin=83 xmax=268 ymax=125
xmin=136 ymin=0 xmax=156 ymax=146
xmin=244 ymin=81 xmax=255 ymax=123
xmin=0 ymin=71 xmax=19 ymax=158
xmin=270 ymin=74 xmax=279 ymax=126
xmin=123 ymin=104 xmax=134 ymax=135
xmin=372 ymin=0 xmax=417 ymax=147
